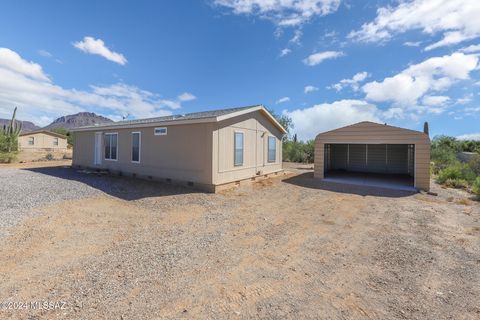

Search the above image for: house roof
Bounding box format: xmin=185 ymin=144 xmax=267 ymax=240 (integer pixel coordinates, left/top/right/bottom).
xmin=71 ymin=105 xmax=287 ymax=134
xmin=19 ymin=130 xmax=67 ymax=139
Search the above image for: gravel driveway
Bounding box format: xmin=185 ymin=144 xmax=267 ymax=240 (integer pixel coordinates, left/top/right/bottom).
xmin=0 ymin=163 xmax=479 ymax=319
xmin=0 ymin=164 xmax=196 ymax=238
xmin=0 ymin=166 xmax=102 ymax=237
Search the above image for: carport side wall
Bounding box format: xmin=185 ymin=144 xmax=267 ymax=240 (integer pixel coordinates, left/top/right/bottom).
xmin=72 ymin=123 xmax=215 ymax=188
xmin=314 ymin=122 xmax=430 ymax=191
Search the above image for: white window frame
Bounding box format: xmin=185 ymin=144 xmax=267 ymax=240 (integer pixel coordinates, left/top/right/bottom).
xmin=104 ymin=132 xmax=118 ymax=161
xmin=154 ymin=127 xmax=167 ymax=136
xmin=234 ymin=131 xmax=244 ymax=167
xmin=53 ymin=137 xmax=59 ymax=146
xmin=131 ymin=132 xmax=141 ymax=163
xmin=267 ymin=136 xmax=276 ymax=163
xmin=28 ymin=137 xmax=34 ymax=145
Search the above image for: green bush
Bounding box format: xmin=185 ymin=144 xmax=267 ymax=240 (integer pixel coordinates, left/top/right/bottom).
xmin=468 ymin=154 xmax=480 ymax=176
xmin=45 ymin=153 xmax=54 ymax=161
xmin=437 ymin=163 xmax=476 ymax=184
xmin=430 ymin=147 xmax=457 ymax=173
xmin=0 ymin=152 xmax=17 ymax=163
xmin=283 ymin=140 xmax=314 ymax=163
xmin=472 ymin=177 xmax=480 ymax=195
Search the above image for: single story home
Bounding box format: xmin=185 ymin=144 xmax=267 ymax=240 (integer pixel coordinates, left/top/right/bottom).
xmin=314 ymin=121 xmax=430 ymax=191
xmin=19 ymin=130 xmax=68 ymax=152
xmin=71 ymin=105 xmax=286 ymax=192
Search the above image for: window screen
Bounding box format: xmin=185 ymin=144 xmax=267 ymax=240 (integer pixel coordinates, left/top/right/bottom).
xmin=132 ymin=132 xmax=140 ymax=162
xmin=234 ymin=132 xmax=244 ymax=166
xmin=268 ymin=136 xmax=276 ymax=162
xmin=28 ymin=137 xmax=34 ymax=145
xmin=104 ymin=133 xmax=118 ymax=160
xmin=53 ymin=137 xmax=58 ymax=146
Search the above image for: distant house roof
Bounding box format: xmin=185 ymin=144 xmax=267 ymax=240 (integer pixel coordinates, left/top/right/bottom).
xmin=19 ymin=130 xmax=67 ymax=139
xmin=71 ymin=105 xmax=287 ymax=134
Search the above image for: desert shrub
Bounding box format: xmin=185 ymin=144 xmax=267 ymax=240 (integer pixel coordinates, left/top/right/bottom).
xmin=0 ymin=152 xmax=17 ymax=163
xmin=45 ymin=153 xmax=54 ymax=161
xmin=467 ymin=154 xmax=480 ymax=176
xmin=437 ymin=163 xmax=476 ymax=184
xmin=444 ymin=178 xmax=469 ymax=189
xmin=430 ymin=147 xmax=457 ymax=173
xmin=472 ymin=177 xmax=480 ymax=195
xmin=283 ymin=140 xmax=314 ymax=163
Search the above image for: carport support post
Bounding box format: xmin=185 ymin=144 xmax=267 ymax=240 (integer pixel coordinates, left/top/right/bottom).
xmin=386 ymin=144 xmax=388 ymax=173
xmin=347 ymin=144 xmax=350 ymax=169
xmin=366 ymin=144 xmax=368 ymax=168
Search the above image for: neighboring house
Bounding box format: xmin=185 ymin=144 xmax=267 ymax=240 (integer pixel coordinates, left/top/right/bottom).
xmin=18 ymin=130 xmax=68 ymax=152
xmin=457 ymin=152 xmax=477 ymax=163
xmin=71 ymin=105 xmax=286 ymax=192
xmin=314 ymin=122 xmax=430 ymax=191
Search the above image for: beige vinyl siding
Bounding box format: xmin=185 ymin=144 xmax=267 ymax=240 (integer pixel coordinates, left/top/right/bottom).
xmin=314 ymin=122 xmax=430 ymax=191
xmin=212 ymin=111 xmax=283 ymax=185
xmin=73 ymin=123 xmax=214 ymax=185
xmin=18 ymin=132 xmax=68 ymax=151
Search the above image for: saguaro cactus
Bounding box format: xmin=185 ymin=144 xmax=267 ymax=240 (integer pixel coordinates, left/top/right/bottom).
xmin=1 ymin=107 xmax=22 ymax=152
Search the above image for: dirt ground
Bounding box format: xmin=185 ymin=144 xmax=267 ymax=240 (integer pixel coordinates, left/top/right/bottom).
xmin=0 ymin=163 xmax=479 ymax=319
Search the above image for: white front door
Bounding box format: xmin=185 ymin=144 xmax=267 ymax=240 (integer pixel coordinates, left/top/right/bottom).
xmin=94 ymin=132 xmax=102 ymax=165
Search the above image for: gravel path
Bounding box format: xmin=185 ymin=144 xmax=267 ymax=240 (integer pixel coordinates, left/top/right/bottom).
xmin=0 ymin=165 xmax=208 ymax=238
xmin=0 ymin=167 xmax=103 ymax=237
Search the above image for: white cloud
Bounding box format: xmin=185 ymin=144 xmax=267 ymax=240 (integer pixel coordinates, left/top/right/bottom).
xmin=460 ymin=44 xmax=480 ymax=53
xmin=329 ymin=71 xmax=369 ymax=91
xmin=457 ymin=133 xmax=480 ymax=141
xmin=283 ymin=99 xmax=381 ymax=141
xmin=0 ymin=48 xmax=50 ymax=81
xmin=276 ymin=96 xmax=290 ymax=104
xmin=303 ymin=51 xmax=344 ymax=66
xmin=304 ymin=85 xmax=319 ymax=93
xmin=0 ymin=48 xmax=193 ymax=126
xmin=456 ymin=94 xmax=473 ymax=105
xmin=422 ymin=95 xmax=450 ymax=106
xmin=177 ymin=92 xmax=196 ymax=102
xmin=289 ymin=30 xmax=302 ymax=44
xmin=404 ymin=41 xmax=422 ymax=47
xmin=37 ymin=50 xmax=52 ymax=57
xmin=213 ymin=0 xmax=341 ymax=26
xmin=73 ymin=36 xmax=127 ymax=65
xmin=362 ymin=52 xmax=478 ymax=108
xmin=280 ymin=48 xmax=292 ymax=57
xmin=348 ymin=0 xmax=480 ymax=51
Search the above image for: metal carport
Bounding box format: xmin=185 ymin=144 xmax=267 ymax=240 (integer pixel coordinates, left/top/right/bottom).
xmin=314 ymin=122 xmax=430 ymax=191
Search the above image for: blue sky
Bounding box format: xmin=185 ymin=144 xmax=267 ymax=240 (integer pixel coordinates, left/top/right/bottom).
xmin=0 ymin=0 xmax=479 ymax=140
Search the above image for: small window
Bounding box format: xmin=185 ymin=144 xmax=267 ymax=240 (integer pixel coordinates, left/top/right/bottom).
xmin=28 ymin=137 xmax=34 ymax=145
xmin=234 ymin=132 xmax=244 ymax=166
xmin=104 ymin=133 xmax=118 ymax=160
xmin=132 ymin=132 xmax=141 ymax=163
xmin=268 ymin=136 xmax=276 ymax=162
xmin=154 ymin=127 xmax=167 ymax=135
xmin=53 ymin=137 xmax=59 ymax=146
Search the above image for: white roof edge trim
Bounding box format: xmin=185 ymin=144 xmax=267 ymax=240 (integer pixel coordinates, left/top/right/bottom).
xmin=216 ymin=105 xmax=287 ymax=134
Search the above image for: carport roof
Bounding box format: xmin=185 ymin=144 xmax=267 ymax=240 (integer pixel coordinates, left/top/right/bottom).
xmin=316 ymin=121 xmax=427 ymax=138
